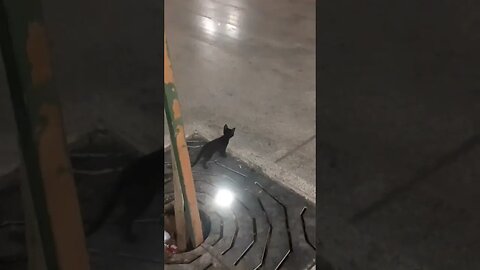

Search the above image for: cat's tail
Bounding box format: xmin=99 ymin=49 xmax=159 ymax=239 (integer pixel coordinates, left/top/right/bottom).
xmin=190 ymin=146 xmax=205 ymax=167
xmin=85 ymin=170 xmax=126 ymax=237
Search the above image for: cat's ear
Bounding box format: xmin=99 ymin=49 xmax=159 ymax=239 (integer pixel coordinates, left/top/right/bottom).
xmin=224 ymin=124 xmax=228 ymax=132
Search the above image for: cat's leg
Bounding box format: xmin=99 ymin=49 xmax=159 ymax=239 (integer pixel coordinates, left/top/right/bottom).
xmin=202 ymin=153 xmax=213 ymax=169
xmin=217 ymin=146 xmax=227 ymax=158
xmin=202 ymin=159 xmax=209 ymax=169
xmin=202 ymin=153 xmax=214 ymax=169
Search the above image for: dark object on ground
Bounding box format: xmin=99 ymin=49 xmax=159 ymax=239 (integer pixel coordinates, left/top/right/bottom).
xmin=86 ymin=149 xmax=163 ymax=242
xmin=191 ymin=124 xmax=235 ymax=169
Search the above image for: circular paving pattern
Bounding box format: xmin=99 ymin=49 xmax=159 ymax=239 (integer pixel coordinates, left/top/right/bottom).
xmin=164 ymin=137 xmax=316 ymax=270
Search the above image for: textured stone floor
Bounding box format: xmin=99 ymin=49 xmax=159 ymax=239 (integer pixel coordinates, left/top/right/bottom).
xmin=164 ymin=135 xmax=318 ymax=270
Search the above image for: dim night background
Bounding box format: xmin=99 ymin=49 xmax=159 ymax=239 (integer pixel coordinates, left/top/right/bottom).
xmin=318 ymin=0 xmax=480 ymax=269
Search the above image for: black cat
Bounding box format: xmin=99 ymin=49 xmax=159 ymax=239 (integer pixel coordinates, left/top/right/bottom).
xmin=86 ymin=149 xmax=163 ymax=242
xmin=191 ymin=124 xmax=235 ymax=169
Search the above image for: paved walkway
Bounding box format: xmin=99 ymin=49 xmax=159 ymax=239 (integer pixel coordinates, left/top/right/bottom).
xmin=165 ymin=0 xmax=316 ymax=201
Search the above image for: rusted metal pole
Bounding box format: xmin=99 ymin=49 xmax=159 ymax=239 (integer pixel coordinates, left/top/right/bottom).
xmin=0 ymin=1 xmax=89 ymax=269
xmin=164 ymin=35 xmax=203 ymax=248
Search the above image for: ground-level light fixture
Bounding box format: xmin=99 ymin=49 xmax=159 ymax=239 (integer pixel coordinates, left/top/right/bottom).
xmin=214 ymin=188 xmax=234 ymax=208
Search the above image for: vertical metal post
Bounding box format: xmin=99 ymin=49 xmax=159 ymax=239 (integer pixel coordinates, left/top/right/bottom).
xmin=171 ymin=150 xmax=187 ymax=251
xmin=164 ymin=35 xmax=204 ymax=248
xmin=0 ymin=1 xmax=90 ymax=269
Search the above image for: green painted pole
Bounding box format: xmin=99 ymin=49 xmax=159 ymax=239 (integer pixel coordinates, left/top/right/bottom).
xmin=164 ymin=35 xmax=204 ymax=248
xmin=0 ymin=1 xmax=89 ymax=269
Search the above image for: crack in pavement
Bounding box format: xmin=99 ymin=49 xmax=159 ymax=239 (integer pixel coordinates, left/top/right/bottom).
xmin=275 ymin=134 xmax=316 ymax=163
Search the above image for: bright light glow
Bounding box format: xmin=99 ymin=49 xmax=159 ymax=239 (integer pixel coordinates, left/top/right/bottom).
xmin=214 ymin=189 xmax=234 ymax=208
xmin=225 ymin=23 xmax=239 ymax=39
xmin=200 ymin=17 xmax=217 ymax=36
xmin=164 ymin=231 xmax=171 ymax=242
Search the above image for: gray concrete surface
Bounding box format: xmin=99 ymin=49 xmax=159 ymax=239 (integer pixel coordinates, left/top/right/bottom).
xmin=317 ymin=0 xmax=480 ymax=269
xmin=164 ymin=0 xmax=316 ymax=201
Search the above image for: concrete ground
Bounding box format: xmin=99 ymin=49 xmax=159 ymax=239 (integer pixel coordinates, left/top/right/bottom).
xmin=164 ymin=0 xmax=316 ymax=201
xmin=317 ymin=0 xmax=480 ymax=269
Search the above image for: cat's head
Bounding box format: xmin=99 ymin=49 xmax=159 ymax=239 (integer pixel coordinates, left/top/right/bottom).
xmin=223 ymin=124 xmax=235 ymax=138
